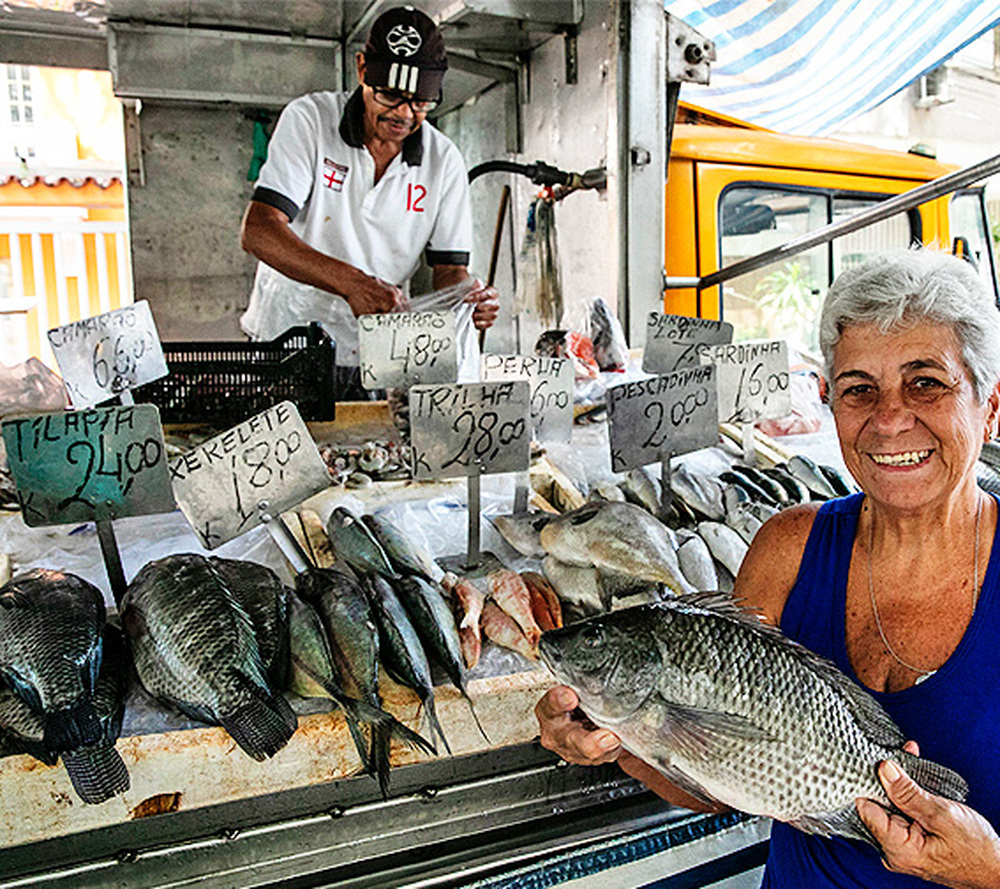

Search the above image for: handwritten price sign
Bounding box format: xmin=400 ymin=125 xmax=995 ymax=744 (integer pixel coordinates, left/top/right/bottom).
xmin=702 ymin=339 xmax=791 ymax=424
xmin=358 ymin=310 xmax=458 ymax=390
xmin=1 ymin=404 xmax=175 ymax=526
xmin=606 ymin=366 xmax=718 ymax=472
xmin=170 ymin=401 xmax=329 ymax=548
xmin=409 ymin=381 xmax=531 ymax=480
xmin=480 ymin=354 xmax=573 ymax=443
xmin=643 ymin=313 xmax=733 ymax=375
xmin=48 ymin=301 xmax=168 ymax=408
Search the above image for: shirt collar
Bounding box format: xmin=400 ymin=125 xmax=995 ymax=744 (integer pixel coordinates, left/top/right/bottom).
xmin=340 ymin=86 xmax=424 ymax=167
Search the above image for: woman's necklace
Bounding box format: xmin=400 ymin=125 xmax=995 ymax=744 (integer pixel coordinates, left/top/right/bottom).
xmin=866 ymin=494 xmax=982 ymax=681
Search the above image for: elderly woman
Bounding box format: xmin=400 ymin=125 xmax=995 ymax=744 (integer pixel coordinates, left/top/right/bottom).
xmin=535 ymin=250 xmax=1000 ymax=887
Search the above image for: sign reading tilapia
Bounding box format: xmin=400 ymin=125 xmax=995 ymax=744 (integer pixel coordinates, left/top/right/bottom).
xmin=170 ymin=402 xmax=329 ymax=548
xmin=47 ymin=300 xmax=168 ymax=408
xmin=702 ymin=339 xmax=791 ymax=424
xmin=643 ymin=313 xmax=733 ymax=374
xmin=539 ymin=597 xmax=968 ymax=844
xmin=1 ymin=405 xmax=175 ymax=526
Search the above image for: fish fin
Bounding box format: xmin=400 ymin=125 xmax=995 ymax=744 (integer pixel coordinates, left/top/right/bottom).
xmin=463 ymin=690 xmax=491 ymax=746
xmin=44 ymin=700 xmax=102 ymax=754
xmin=219 ymin=681 xmax=298 ymax=762
xmin=898 ymin=751 xmax=969 ymax=802
xmin=665 ymin=594 xmax=906 ymax=746
xmin=647 ymin=761 xmax=722 ymax=807
xmin=658 ymin=697 xmax=774 ymax=752
xmin=370 ymin=717 xmax=392 ymax=799
xmin=789 ymin=808 xmax=877 ymax=846
xmin=62 ymin=744 xmax=130 ymax=805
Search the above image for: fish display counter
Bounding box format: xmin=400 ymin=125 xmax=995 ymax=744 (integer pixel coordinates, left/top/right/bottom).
xmin=0 ymin=402 xmax=844 ymax=889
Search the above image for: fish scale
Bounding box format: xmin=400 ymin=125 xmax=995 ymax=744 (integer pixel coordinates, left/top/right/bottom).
xmin=541 ymin=596 xmax=968 ymax=844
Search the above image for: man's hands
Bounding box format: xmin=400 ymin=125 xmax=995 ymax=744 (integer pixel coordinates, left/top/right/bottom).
xmin=535 ymin=686 xmax=622 ymax=765
xmin=346 ymin=273 xmax=407 ymax=317
xmin=463 ymin=280 xmax=500 ymax=331
xmin=857 ymin=758 xmax=1000 ymax=888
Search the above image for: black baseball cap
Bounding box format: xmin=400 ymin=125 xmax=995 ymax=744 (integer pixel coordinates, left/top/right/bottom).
xmin=364 ymin=6 xmax=447 ymax=100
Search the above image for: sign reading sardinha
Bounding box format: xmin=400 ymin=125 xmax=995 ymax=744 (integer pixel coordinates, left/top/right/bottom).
xmin=643 ymin=313 xmax=733 ymax=375
xmin=702 ymin=339 xmax=791 ymax=424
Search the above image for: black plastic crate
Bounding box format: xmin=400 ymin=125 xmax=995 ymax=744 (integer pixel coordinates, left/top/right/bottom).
xmin=134 ymin=324 xmax=336 ymax=424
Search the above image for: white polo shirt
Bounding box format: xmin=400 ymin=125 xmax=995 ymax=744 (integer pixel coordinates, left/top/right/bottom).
xmin=241 ymin=88 xmax=473 ymax=365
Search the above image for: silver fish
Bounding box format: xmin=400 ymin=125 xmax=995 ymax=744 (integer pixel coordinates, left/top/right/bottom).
xmin=786 ymin=455 xmax=838 ymax=500
xmin=362 ymin=514 xmax=441 ymax=582
xmin=540 ymin=597 xmax=968 ymax=844
xmin=670 ymin=465 xmax=725 ymax=521
xmin=589 ymin=481 xmax=627 ymax=504
xmin=675 ymin=529 xmax=718 ymax=591
xmin=542 ymin=557 xmax=605 ymax=619
xmin=696 ymin=521 xmax=749 ymax=578
xmin=491 ymin=512 xmax=551 ymax=559
xmin=326 ymin=506 xmax=397 ymax=578
xmin=620 ymin=467 xmax=661 ymax=514
xmin=540 ymin=502 xmax=693 ymax=594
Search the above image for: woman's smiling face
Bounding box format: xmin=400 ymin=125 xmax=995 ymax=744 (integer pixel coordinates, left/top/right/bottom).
xmin=832 ymin=321 xmax=995 ymax=511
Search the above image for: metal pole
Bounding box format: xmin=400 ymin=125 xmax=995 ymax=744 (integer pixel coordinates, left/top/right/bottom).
xmin=692 ymin=151 xmax=1000 ymax=291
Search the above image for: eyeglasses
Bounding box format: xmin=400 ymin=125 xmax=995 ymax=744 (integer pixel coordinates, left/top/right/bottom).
xmin=370 ymin=87 xmax=439 ymax=114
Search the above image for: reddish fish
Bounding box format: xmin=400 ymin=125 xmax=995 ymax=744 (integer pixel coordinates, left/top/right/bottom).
xmin=481 ymin=601 xmax=537 ymax=660
xmin=521 ymin=571 xmax=563 ymax=632
xmin=441 ymin=572 xmax=486 ymax=669
xmin=487 ymin=570 xmax=542 ymax=648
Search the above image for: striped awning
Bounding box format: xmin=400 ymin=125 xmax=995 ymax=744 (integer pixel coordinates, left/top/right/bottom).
xmin=666 ymin=0 xmax=1000 ymax=136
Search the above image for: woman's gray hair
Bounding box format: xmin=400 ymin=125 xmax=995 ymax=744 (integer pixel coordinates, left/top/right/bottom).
xmin=819 ymin=249 xmax=1000 ymax=402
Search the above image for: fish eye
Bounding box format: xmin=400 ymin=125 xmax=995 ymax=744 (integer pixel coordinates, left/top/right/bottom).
xmin=581 ymin=626 xmax=604 ymax=649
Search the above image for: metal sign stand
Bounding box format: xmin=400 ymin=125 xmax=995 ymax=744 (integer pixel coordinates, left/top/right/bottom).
xmin=659 ymin=451 xmax=676 ymax=519
xmin=258 ymin=503 xmax=311 ymax=575
xmin=513 ymin=473 xmax=530 ymax=515
xmin=96 ymin=518 xmax=128 ymax=608
xmin=466 ymin=467 xmax=481 ymax=570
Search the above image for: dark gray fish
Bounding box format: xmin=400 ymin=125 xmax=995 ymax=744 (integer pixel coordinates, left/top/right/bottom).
xmin=287 ymin=591 xmax=432 ymax=797
xmin=762 ymin=465 xmax=811 ymax=504
xmin=326 ymin=506 xmax=397 ymax=578
xmin=540 ymin=596 xmax=968 ymax=844
xmin=367 ymin=574 xmax=449 ymax=755
xmin=0 ymin=684 xmax=56 ymax=765
xmin=728 ymin=464 xmax=788 ymax=504
xmin=362 ymin=514 xmax=439 ymax=581
xmin=718 ymin=470 xmax=779 ymax=507
xmin=390 ymin=574 xmax=489 ymax=743
xmin=212 ymin=557 xmax=291 ymax=688
xmin=0 ymin=569 xmax=105 ymax=754
xmin=122 ymin=554 xmax=297 ymax=762
xmin=818 ymin=464 xmax=855 ymax=497
xmin=976 ymin=461 xmax=1000 ymax=496
xmin=786 ymin=455 xmax=837 ymax=499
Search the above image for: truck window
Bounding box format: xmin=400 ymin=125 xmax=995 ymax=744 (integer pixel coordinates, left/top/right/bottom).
xmin=720 ymin=187 xmax=828 ymax=356
xmin=719 ymin=186 xmax=921 ymax=359
xmin=949 ymin=189 xmax=998 ymax=294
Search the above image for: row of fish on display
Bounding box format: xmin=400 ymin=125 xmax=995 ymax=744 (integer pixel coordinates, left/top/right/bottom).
xmin=0 ymin=505 xmax=569 ymax=806
xmin=493 ymin=452 xmax=858 ymax=618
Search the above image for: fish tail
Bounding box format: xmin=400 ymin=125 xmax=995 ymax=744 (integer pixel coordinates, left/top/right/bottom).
xmin=347 ymin=697 xmax=436 ymax=759
xmin=462 ymin=688 xmax=491 ymax=745
xmin=417 ymin=694 xmax=450 ymax=756
xmin=44 ymin=701 xmax=102 ymax=754
xmin=897 ymin=751 xmax=969 ymax=802
xmin=371 ymin=718 xmax=392 ymax=799
xmin=62 ymin=744 xmax=131 ymax=805
xmin=220 ymin=688 xmax=298 ymax=762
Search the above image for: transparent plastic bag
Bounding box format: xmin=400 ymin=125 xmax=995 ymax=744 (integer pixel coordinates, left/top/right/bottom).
xmin=0 ymin=358 xmax=68 ymax=417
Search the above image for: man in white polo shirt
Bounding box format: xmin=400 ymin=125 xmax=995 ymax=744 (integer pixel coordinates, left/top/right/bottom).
xmin=240 ymin=6 xmax=499 ymax=398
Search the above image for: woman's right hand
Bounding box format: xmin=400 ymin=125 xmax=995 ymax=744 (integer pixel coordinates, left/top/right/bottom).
xmin=535 ymin=685 xmax=623 ymax=765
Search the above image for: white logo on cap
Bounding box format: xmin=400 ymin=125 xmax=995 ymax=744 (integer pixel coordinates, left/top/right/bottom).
xmin=386 ymin=24 xmax=422 ymax=57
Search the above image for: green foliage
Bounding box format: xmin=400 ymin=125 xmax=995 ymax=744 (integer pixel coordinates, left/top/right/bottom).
xmin=753 ymin=261 xmax=822 ymax=350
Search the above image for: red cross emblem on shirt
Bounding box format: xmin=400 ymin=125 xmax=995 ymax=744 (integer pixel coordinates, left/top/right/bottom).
xmin=323 ymin=158 xmax=348 ymax=192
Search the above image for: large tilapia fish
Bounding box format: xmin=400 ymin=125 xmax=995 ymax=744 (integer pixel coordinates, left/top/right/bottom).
xmin=0 ymin=569 xmax=106 ymax=755
xmin=539 ymin=596 xmax=968 ymax=844
xmin=122 ymin=554 xmax=298 ymax=761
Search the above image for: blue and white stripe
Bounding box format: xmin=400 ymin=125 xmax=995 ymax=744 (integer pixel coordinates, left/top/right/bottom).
xmin=666 ymin=0 xmax=1000 ymax=135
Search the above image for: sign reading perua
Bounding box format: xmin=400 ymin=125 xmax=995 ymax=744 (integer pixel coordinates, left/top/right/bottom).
xmin=47 ymin=300 xmax=168 ymax=408
xmin=409 ymin=381 xmax=531 ymax=480
xmin=643 ymin=312 xmax=734 ymax=375
xmin=606 ymin=366 xmax=718 ymax=473
xmin=703 ymin=339 xmax=791 ymax=424
xmin=1 ymin=404 xmax=175 ymax=526
xmin=170 ymin=401 xmax=329 ymax=549
xmin=480 ymin=354 xmax=573 ymax=444
xmin=358 ymin=310 xmax=458 ymax=390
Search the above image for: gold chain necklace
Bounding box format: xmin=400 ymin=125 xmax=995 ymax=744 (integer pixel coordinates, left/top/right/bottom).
xmin=866 ymin=494 xmax=982 ymax=680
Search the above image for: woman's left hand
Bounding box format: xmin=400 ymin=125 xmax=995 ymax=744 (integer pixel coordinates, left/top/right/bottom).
xmin=857 ymin=758 xmax=1000 ymax=888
